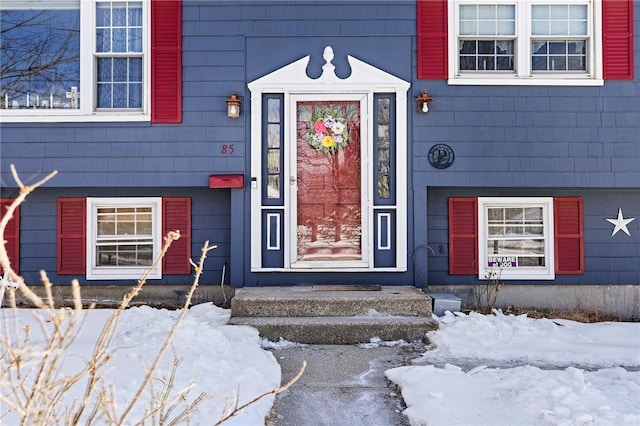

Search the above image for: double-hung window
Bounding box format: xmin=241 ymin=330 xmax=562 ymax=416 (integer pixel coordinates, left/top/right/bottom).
xmin=86 ymin=197 xmax=162 ymax=279
xmin=478 ymin=197 xmax=555 ymax=280
xmin=96 ymin=1 xmax=144 ymax=109
xmin=0 ymin=0 xmax=149 ymax=121
xmin=450 ymin=0 xmax=601 ymax=85
xmin=449 ymin=196 xmax=583 ymax=279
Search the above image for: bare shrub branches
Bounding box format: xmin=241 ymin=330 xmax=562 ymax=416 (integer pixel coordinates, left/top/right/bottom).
xmin=1 ymin=165 xmax=306 ymax=425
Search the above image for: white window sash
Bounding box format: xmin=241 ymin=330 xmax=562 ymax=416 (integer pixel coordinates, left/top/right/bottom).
xmin=86 ymin=197 xmax=162 ymax=280
xmin=478 ymin=197 xmax=555 ymax=280
xmin=449 ymin=0 xmax=603 ymax=86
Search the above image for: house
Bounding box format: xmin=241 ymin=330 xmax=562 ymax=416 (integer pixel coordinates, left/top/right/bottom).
xmin=1 ymin=0 xmax=638 ymax=317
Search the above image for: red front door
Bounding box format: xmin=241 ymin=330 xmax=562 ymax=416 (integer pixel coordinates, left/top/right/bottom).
xmin=295 ymin=100 xmax=362 ymax=262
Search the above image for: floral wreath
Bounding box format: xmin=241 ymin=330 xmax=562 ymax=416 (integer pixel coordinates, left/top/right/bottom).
xmin=305 ymin=108 xmax=349 ymax=154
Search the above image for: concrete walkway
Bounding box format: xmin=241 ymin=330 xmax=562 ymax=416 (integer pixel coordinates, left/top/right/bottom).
xmin=266 ymin=343 xmax=426 ymax=426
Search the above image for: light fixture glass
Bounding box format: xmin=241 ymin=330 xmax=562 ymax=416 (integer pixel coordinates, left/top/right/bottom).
xmin=416 ymin=90 xmax=434 ymax=114
xmin=226 ymin=92 xmax=242 ymax=119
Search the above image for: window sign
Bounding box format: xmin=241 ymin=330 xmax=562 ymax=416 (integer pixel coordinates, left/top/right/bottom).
xmin=488 ymin=256 xmax=517 ymax=268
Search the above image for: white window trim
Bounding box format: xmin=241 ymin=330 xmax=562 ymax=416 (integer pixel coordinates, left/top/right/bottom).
xmin=247 ymin=46 xmax=409 ymax=272
xmin=0 ymin=0 xmax=151 ymax=123
xmin=478 ymin=197 xmax=555 ymax=280
xmin=86 ymin=197 xmax=162 ymax=280
xmin=448 ymin=0 xmax=603 ymax=86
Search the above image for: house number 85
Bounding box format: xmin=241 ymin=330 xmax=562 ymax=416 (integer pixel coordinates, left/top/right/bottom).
xmin=221 ymin=144 xmax=235 ymax=154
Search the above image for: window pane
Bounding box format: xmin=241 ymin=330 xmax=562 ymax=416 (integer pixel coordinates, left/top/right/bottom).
xmin=97 ymin=57 xmax=143 ymax=108
xmin=97 ymin=83 xmax=111 ymax=107
xmin=532 ymin=5 xmax=587 ymax=36
xmin=460 ymin=4 xmax=514 ymax=36
xmin=378 ymin=149 xmax=390 ymax=171
xmin=487 ymin=239 xmax=544 ymax=256
xmin=96 ymin=2 xmax=111 ymax=26
xmin=112 ymin=27 xmax=127 ymax=52
xmin=485 ymin=204 xmax=547 ymax=268
xmin=1 ymin=5 xmax=80 ymax=109
xmin=550 ymin=5 xmax=569 ymax=20
xmin=113 ymin=84 xmax=127 ymax=108
xmin=297 ymin=104 xmax=311 ymax=122
xmin=95 ymin=1 xmax=145 ymax=109
xmin=377 ymin=97 xmax=389 ymax=122
xmin=524 ymin=207 xmax=543 ymax=222
xmin=377 ymin=124 xmax=390 ymax=148
xmin=459 ymin=5 xmax=476 ymax=20
xmin=377 ymin=175 xmax=390 ymax=199
xmin=96 ymin=28 xmax=111 ymax=52
xmin=267 ymin=98 xmax=281 ymax=122
xmin=477 ymin=5 xmax=495 ymax=20
xmin=267 ymin=124 xmax=280 ymax=148
xmin=112 ymin=2 xmax=127 ymax=26
xmin=113 ymin=58 xmax=128 ymax=81
xmin=267 ymin=175 xmax=280 ymax=199
xmin=267 ymin=150 xmax=280 ymax=173
xmin=459 ymin=21 xmax=477 ymax=36
xmin=95 ymin=204 xmax=155 ymax=267
xmin=128 ymin=2 xmax=143 ymax=26
xmin=129 ymin=58 xmax=142 ymax=81
xmin=459 ymin=39 xmax=514 ymax=71
xmin=504 ymin=208 xmax=523 ymax=222
xmin=532 ymin=41 xmax=586 ymax=71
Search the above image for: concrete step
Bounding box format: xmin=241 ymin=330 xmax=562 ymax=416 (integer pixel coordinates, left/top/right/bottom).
xmin=228 ymin=315 xmax=438 ymax=345
xmin=230 ymin=285 xmax=433 ymax=317
xmin=229 ymin=286 xmax=438 ymax=344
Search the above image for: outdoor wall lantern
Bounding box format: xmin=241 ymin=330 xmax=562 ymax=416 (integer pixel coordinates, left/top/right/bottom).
xmin=226 ymin=92 xmax=242 ymax=119
xmin=416 ymin=90 xmax=434 ymax=113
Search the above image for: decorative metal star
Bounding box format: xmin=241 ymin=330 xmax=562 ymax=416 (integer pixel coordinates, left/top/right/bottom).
xmin=606 ymin=208 xmax=635 ymax=236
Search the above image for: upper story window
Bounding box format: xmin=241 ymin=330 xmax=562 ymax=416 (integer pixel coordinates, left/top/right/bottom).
xmin=450 ymin=0 xmax=602 ymax=85
xmin=0 ymin=0 xmax=150 ymax=122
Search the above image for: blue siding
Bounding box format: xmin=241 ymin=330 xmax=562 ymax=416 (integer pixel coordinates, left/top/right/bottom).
xmin=0 ymin=1 xmax=638 ymax=288
xmin=427 ymin=188 xmax=640 ymax=286
xmin=14 ymin=188 xmax=230 ymax=286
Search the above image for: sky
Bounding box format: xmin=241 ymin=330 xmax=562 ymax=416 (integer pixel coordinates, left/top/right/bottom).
xmin=1 ymin=304 xmax=639 ymax=425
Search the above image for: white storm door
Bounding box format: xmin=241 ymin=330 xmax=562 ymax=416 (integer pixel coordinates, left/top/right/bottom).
xmin=289 ymin=94 xmax=369 ymax=268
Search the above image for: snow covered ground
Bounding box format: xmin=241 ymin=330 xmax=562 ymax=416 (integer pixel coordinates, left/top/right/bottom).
xmin=1 ymin=304 xmax=280 ymax=425
xmin=386 ymin=310 xmax=640 ymax=426
xmin=1 ymin=304 xmax=639 ymax=425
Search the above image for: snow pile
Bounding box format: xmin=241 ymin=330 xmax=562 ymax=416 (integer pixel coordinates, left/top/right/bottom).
xmin=421 ymin=310 xmax=640 ymax=368
xmin=1 ymin=303 xmax=281 ymax=426
xmin=386 ymin=310 xmax=640 ymax=426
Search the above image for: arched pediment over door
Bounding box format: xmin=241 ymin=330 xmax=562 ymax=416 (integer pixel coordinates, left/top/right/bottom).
xmin=248 ymin=46 xmax=409 ymax=272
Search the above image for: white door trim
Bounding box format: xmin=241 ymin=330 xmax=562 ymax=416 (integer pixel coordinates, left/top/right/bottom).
xmin=248 ymin=46 xmax=409 ymax=272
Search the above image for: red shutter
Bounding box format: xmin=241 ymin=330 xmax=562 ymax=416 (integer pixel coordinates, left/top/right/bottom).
xmin=554 ymin=197 xmax=584 ymax=275
xmin=1 ymin=199 xmax=20 ymax=275
xmin=417 ymin=0 xmax=448 ymax=79
xmin=602 ymin=0 xmax=634 ymax=79
xmin=162 ymin=198 xmax=191 ymax=274
xmin=57 ymin=198 xmax=86 ymax=275
xmin=449 ymin=198 xmax=478 ymax=275
xmin=151 ymin=0 xmax=182 ymax=123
